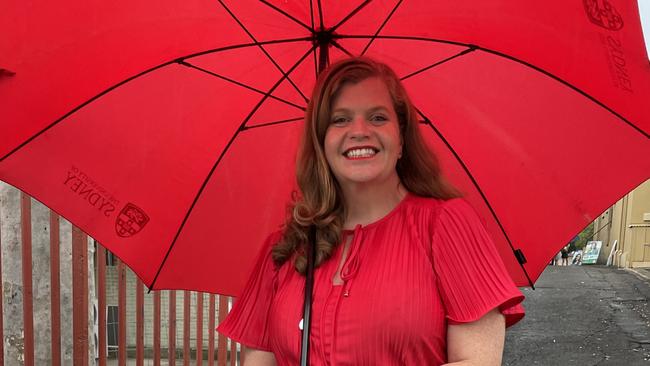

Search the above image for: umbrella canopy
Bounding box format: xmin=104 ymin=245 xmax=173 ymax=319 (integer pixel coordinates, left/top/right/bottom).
xmin=1 ymin=0 xmax=649 ymax=295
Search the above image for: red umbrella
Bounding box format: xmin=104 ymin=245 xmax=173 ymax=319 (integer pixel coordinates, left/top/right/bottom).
xmin=1 ymin=0 xmax=649 ymax=296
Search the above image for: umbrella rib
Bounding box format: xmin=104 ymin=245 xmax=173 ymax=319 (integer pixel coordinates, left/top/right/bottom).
xmin=317 ymin=0 xmax=324 ymax=30
xmin=217 ymin=0 xmax=310 ymax=103
xmin=330 ymin=0 xmax=371 ymax=33
xmin=310 ymin=0 xmax=319 ymax=79
xmin=0 ymin=37 xmax=312 ymax=164
xmin=360 ymin=0 xmax=404 ymax=56
xmin=416 ymin=109 xmax=536 ymax=288
xmin=400 ymin=47 xmax=476 ymax=81
xmin=179 ymin=61 xmax=306 ymax=111
xmin=309 ymin=0 xmax=315 ymax=30
xmin=312 ymin=46 xmax=319 ymax=79
xmin=241 ymin=116 xmax=304 ymax=131
xmin=331 ymin=40 xmax=354 ymax=57
xmin=182 ymin=37 xmax=312 ymax=60
xmin=337 ymin=34 xmax=474 ymax=48
xmin=336 ymin=34 xmax=649 ymax=139
xmin=478 ymin=47 xmax=650 ymax=139
xmin=260 ymin=0 xmax=315 ymax=33
xmin=149 ymin=45 xmax=316 ymax=290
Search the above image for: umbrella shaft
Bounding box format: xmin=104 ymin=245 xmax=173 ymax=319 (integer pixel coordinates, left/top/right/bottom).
xmin=300 ymin=226 xmax=317 ymax=366
xmin=318 ymin=40 xmax=329 ymax=74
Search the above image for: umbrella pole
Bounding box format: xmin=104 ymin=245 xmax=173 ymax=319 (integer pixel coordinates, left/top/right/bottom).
xmin=300 ymin=226 xmax=317 ymax=366
xmin=298 ymin=31 xmax=330 ymax=366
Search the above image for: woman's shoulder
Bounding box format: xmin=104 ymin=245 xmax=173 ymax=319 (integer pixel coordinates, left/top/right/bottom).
xmin=254 ymin=229 xmax=285 ymax=267
xmin=403 ymin=195 xmax=488 ymax=237
xmin=404 ymin=193 xmax=470 ymax=216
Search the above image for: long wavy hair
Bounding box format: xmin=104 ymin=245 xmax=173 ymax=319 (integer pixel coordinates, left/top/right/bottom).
xmin=271 ymin=57 xmax=460 ymax=273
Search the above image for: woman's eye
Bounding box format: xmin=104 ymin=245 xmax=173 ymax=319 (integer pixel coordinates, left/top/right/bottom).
xmin=370 ymin=115 xmax=388 ymax=122
xmin=331 ymin=117 xmax=348 ymax=125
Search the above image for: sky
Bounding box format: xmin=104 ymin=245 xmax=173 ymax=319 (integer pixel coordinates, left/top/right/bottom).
xmin=640 ymin=0 xmax=650 ymax=58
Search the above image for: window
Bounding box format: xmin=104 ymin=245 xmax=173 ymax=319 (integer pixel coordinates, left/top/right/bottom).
xmin=107 ymin=306 xmax=119 ymax=356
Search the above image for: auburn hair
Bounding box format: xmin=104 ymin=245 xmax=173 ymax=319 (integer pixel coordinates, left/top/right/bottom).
xmin=272 ymin=57 xmax=459 ymax=273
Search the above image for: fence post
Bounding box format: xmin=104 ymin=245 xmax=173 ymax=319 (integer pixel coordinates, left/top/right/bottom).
xmin=137 ymin=280 xmax=145 ymax=366
xmin=197 ymin=293 xmax=204 ymax=366
xmin=21 ymin=193 xmax=35 ymax=366
xmin=208 ymin=295 xmax=215 ymax=366
xmin=169 ymin=290 xmax=177 ymax=366
xmin=118 ymin=260 xmax=127 ymax=366
xmin=0 ymin=188 xmax=4 ymax=365
xmin=97 ymin=244 xmax=107 ymax=366
xmin=184 ymin=291 xmax=191 ymax=366
xmin=154 ymin=291 xmax=161 ymax=365
xmin=72 ymin=226 xmax=89 ymax=366
xmin=217 ymin=296 xmax=227 ymax=366
xmin=50 ymin=212 xmax=61 ymax=366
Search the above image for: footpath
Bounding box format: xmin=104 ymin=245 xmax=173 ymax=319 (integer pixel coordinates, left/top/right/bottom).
xmin=503 ymin=265 xmax=650 ymax=365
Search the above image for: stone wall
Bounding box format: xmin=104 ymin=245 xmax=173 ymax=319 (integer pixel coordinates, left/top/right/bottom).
xmin=1 ymin=182 xmax=95 ymax=365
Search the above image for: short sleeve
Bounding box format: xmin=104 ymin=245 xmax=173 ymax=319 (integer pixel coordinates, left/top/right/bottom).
xmin=216 ymin=231 xmax=283 ymax=351
xmin=431 ymin=199 xmax=525 ymax=328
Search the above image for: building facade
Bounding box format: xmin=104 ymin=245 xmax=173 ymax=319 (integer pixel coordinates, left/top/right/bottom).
xmin=593 ymin=179 xmax=650 ymax=267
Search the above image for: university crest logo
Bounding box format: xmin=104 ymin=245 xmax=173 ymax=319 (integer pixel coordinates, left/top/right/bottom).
xmin=116 ymin=203 xmax=150 ymax=237
xmin=583 ymin=0 xmax=624 ymax=31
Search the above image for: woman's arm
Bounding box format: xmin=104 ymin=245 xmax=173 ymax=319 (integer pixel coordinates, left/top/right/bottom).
xmin=444 ymin=308 xmax=506 ymax=366
xmin=243 ymin=347 xmax=277 ymax=366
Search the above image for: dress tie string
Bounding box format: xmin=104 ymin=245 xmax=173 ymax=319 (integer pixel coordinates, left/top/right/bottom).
xmin=340 ymin=224 xmax=363 ymax=296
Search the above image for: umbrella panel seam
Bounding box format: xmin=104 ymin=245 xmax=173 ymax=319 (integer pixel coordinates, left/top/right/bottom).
xmin=416 ymin=108 xmax=535 ymax=287
xmin=217 ymin=0 xmax=310 ymax=103
xmin=179 ymin=61 xmax=306 ymax=112
xmin=316 ymin=0 xmax=324 ymax=30
xmin=334 ymin=34 xmax=647 ymax=139
xmin=360 ymin=0 xmax=404 ymax=56
xmin=149 ymin=45 xmax=317 ymax=290
xmin=0 ymin=37 xmax=313 ymax=164
xmin=259 ymin=0 xmax=315 ymax=33
xmin=241 ymin=117 xmax=304 ymax=131
xmin=329 ymin=0 xmax=372 ymax=33
xmin=400 ymin=47 xmax=476 ymax=81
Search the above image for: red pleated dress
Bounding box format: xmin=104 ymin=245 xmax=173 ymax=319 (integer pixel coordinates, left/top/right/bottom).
xmin=218 ymin=195 xmax=525 ymax=365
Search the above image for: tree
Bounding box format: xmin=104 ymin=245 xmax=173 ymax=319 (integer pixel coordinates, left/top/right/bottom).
xmin=570 ymin=223 xmax=594 ymax=250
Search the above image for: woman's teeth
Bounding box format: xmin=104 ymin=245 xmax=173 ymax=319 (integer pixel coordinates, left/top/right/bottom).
xmin=345 ymin=148 xmax=376 ymax=158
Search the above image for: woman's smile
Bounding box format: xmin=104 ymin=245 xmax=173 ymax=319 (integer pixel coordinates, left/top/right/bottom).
xmin=343 ymin=146 xmax=378 ymax=159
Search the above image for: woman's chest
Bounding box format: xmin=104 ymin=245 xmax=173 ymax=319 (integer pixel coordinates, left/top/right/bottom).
xmin=268 ymin=227 xmax=447 ymax=365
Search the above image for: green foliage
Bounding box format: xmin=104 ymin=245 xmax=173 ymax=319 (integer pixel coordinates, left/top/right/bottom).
xmin=570 ymin=223 xmax=594 ymax=250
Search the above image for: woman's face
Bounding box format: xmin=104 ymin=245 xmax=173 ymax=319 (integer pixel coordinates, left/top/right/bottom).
xmin=324 ymin=77 xmax=402 ymax=190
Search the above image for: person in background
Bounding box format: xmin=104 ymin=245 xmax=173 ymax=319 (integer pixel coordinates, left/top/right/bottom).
xmin=561 ymin=247 xmax=569 ymax=266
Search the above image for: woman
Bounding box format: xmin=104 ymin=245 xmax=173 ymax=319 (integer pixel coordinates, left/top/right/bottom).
xmin=218 ymin=57 xmax=524 ymax=365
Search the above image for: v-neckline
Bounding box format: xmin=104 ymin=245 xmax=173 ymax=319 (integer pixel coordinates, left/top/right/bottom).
xmin=332 ymin=234 xmax=352 ymax=286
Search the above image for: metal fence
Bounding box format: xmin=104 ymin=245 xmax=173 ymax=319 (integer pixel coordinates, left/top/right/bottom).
xmin=0 ymin=191 xmax=244 ymax=365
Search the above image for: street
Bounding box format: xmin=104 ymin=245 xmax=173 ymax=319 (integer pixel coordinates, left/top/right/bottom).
xmin=504 ymin=265 xmax=650 ymax=365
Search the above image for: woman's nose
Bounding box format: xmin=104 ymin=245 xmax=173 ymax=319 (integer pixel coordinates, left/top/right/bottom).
xmin=349 ymin=117 xmax=370 ymax=138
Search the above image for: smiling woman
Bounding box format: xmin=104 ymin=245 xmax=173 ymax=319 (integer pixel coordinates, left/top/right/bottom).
xmin=217 ymin=57 xmax=525 ymax=366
